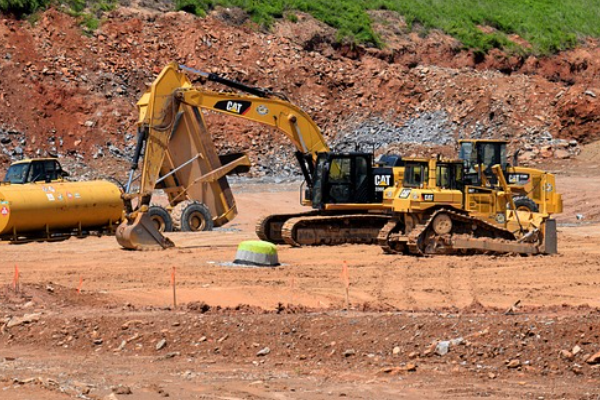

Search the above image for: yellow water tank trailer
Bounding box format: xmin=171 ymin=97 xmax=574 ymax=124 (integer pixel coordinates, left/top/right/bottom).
xmin=0 ymin=180 xmax=123 ymax=240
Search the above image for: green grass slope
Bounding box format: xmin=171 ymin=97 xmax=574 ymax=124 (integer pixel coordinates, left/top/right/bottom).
xmin=176 ymin=0 xmax=600 ymax=55
xmin=3 ymin=0 xmax=600 ymax=54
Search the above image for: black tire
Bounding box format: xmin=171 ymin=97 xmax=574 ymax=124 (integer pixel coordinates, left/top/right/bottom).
xmin=172 ymin=200 xmax=213 ymax=232
xmin=510 ymin=196 xmax=539 ymax=213
xmin=147 ymin=205 xmax=174 ymax=232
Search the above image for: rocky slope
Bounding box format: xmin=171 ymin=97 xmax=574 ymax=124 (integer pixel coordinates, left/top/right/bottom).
xmin=0 ymin=7 xmax=599 ymax=180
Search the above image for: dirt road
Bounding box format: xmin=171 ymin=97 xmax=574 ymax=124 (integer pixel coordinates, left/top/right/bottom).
xmin=1 ymin=168 xmax=600 ymax=399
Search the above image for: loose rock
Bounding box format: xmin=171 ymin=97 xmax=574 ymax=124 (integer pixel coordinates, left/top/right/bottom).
xmin=435 ymin=341 xmax=450 ymax=356
xmin=343 ymin=349 xmax=356 ymax=357
xmin=6 ymin=313 xmax=41 ymax=328
xmin=155 ymin=339 xmax=167 ymax=351
xmin=256 ymin=347 xmax=271 ymax=357
xmin=586 ymin=350 xmax=600 ymax=365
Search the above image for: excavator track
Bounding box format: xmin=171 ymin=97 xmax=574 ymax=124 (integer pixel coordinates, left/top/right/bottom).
xmin=281 ymin=214 xmax=391 ymax=247
xmin=255 ymin=211 xmax=320 ymax=244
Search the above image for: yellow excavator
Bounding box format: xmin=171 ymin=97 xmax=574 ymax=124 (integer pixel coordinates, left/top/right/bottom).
xmin=116 ymin=62 xmax=403 ymax=250
xmin=116 ymin=63 xmax=562 ymax=255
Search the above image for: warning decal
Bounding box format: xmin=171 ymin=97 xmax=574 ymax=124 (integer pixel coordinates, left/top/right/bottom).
xmin=1 ymin=206 xmax=9 ymax=216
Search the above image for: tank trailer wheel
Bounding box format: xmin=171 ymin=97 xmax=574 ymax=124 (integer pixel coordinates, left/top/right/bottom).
xmin=172 ymin=200 xmax=213 ymax=232
xmin=147 ymin=205 xmax=174 ymax=233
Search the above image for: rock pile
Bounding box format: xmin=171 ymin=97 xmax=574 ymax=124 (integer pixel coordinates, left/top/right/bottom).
xmin=0 ymin=7 xmax=599 ymax=178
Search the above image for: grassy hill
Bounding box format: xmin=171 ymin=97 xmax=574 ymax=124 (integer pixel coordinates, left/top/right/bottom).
xmin=176 ymin=0 xmax=600 ymax=55
xmin=3 ymin=0 xmax=600 ymax=55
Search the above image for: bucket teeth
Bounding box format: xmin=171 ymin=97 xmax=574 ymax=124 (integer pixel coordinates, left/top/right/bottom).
xmin=116 ymin=212 xmax=175 ymax=251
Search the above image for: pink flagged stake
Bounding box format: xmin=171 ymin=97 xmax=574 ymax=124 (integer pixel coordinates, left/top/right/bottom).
xmin=340 ymin=261 xmax=350 ymax=288
xmin=77 ymin=277 xmax=83 ymax=294
xmin=13 ymin=264 xmax=20 ymax=293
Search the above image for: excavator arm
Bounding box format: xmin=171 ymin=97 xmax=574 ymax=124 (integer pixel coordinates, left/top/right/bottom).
xmin=135 ymin=62 xmax=329 ymax=200
xmin=117 ymin=62 xmax=330 ymax=250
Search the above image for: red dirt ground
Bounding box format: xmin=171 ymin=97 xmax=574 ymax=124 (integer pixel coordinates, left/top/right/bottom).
xmin=1 ymin=159 xmax=600 ymax=399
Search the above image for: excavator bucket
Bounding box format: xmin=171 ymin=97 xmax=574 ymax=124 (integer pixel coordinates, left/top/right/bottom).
xmin=116 ymin=212 xmax=175 ymax=251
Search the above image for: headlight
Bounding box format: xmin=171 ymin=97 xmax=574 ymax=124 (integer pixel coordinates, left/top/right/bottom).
xmin=496 ymin=213 xmax=506 ymax=224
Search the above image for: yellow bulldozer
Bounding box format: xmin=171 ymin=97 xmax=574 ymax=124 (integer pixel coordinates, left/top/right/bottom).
xmin=377 ymin=156 xmax=560 ymax=255
xmin=115 ymin=62 xmax=562 ymax=255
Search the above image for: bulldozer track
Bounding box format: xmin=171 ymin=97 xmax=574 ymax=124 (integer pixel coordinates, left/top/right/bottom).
xmin=377 ymin=209 xmax=525 ymax=256
xmin=378 ymin=219 xmax=405 ymax=254
xmin=281 ymin=214 xmax=391 ymax=247
xmin=408 ymin=209 xmax=517 ymax=255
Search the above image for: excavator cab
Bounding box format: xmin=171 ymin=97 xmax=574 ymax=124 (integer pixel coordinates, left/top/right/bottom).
xmin=311 ymin=153 xmax=374 ymax=208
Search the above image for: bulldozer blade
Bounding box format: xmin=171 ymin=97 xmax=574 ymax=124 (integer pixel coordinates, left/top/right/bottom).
xmin=116 ymin=212 xmax=175 ymax=251
xmin=542 ymin=218 xmax=557 ymax=255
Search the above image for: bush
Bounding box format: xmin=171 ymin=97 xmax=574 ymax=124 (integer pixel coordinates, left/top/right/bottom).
xmin=174 ymin=0 xmax=211 ymax=16
xmin=286 ymin=12 xmax=298 ymax=23
xmin=0 ymin=0 xmax=49 ymax=16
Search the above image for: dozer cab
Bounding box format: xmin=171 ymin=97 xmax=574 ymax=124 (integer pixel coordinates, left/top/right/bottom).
xmin=459 ymin=139 xmax=562 ymax=215
xmin=378 ymin=156 xmax=558 ymax=255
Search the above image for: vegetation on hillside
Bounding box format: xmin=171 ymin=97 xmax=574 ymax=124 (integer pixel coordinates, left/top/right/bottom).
xmin=3 ymin=0 xmax=600 ymax=54
xmin=0 ymin=0 xmax=116 ymax=30
xmin=0 ymin=0 xmax=48 ymax=15
xmin=174 ymin=0 xmax=600 ymax=55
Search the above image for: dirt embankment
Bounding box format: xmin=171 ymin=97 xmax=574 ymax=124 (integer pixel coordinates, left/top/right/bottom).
xmin=0 ymin=7 xmax=599 ymax=179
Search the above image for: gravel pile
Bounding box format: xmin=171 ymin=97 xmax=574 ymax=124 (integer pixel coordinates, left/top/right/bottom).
xmin=333 ymin=111 xmax=455 ymax=153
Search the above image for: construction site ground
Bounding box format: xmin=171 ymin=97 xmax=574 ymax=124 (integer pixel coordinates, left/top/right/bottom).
xmin=2 ymin=158 xmax=600 ymax=400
